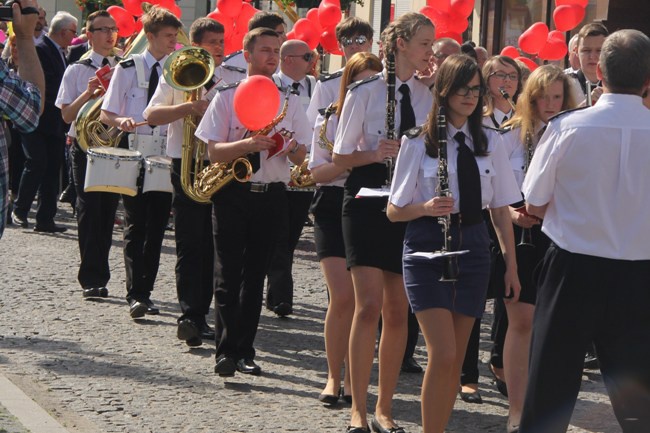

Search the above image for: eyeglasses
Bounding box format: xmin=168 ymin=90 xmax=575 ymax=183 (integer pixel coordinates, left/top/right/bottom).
xmin=287 ymin=52 xmax=314 ymax=62
xmin=64 ymin=28 xmax=78 ymax=36
xmin=90 ymin=26 xmax=119 ymax=34
xmin=489 ymin=71 xmax=519 ymax=81
xmin=340 ymin=35 xmax=368 ymax=47
xmin=455 ymin=85 xmax=485 ymax=97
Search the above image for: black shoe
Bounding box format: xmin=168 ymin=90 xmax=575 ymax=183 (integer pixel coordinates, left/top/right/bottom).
xmin=59 ymin=186 xmax=75 ymax=204
xmin=347 ymin=427 xmax=370 ymax=433
xmin=236 ymin=358 xmax=261 ymax=375
xmin=318 ymin=389 xmax=340 ymax=407
xmin=584 ymin=351 xmax=599 ymax=370
xmin=177 ymin=319 xmax=202 ymax=347
xmin=33 ymin=224 xmax=67 ymax=233
xmin=214 ymin=356 xmax=236 ymax=377
xmin=83 ymin=287 xmax=108 ymax=298
xmin=272 ymin=302 xmax=292 ymax=317
xmin=401 ymin=357 xmax=423 ymax=373
xmin=459 ymin=390 xmax=483 ymax=404
xmin=370 ymin=417 xmax=406 ymax=433
xmin=200 ymin=322 xmax=216 ymax=341
xmin=490 ymin=364 xmax=508 ymax=397
xmin=128 ymin=299 xmax=147 ymax=319
xmin=11 ymin=211 xmax=28 ymax=228
xmin=341 ymin=387 xmax=352 ymax=404
xmin=144 ymin=299 xmax=159 ymax=315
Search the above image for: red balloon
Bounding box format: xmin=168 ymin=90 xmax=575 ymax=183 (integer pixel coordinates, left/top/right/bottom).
xmin=208 ymin=9 xmax=234 ymax=35
xmin=133 ymin=16 xmax=143 ymax=33
xmin=515 ymin=56 xmax=539 ymax=72
xmin=548 ymin=30 xmax=565 ymax=42
xmin=556 ymin=0 xmax=588 ymax=7
xmin=435 ymin=30 xmax=462 ymax=44
xmin=450 ymin=0 xmax=474 ymax=18
xmin=235 ymin=3 xmax=258 ymax=30
xmin=420 ymin=5 xmax=451 ymax=27
xmin=518 ymin=22 xmax=549 ymax=55
xmin=500 ymin=45 xmax=520 ymax=58
xmin=427 ymin=0 xmax=450 ymax=13
xmin=553 ymin=5 xmax=586 ymax=32
xmin=217 ymin=0 xmax=243 ymax=18
xmin=318 ymin=3 xmax=342 ymax=28
xmin=293 ymin=18 xmax=320 ymax=50
xmin=122 ymin=0 xmax=143 ymax=17
xmin=107 ymin=6 xmax=136 ymax=38
xmin=234 ymin=76 xmax=281 ymax=131
xmin=168 ymin=3 xmax=182 ymax=18
xmin=286 ymin=30 xmax=296 ymax=41
xmin=538 ymin=37 xmax=567 ymax=60
xmin=306 ymin=8 xmax=323 ymax=35
xmin=321 ymin=0 xmax=341 ymax=6
xmin=446 ymin=11 xmax=468 ymax=34
xmin=320 ymin=29 xmax=342 ymax=55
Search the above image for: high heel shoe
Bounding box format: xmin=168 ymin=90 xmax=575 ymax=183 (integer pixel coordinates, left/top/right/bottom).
xmin=370 ymin=416 xmax=406 ymax=433
xmin=318 ymin=388 xmax=340 ymax=406
xmin=490 ymin=364 xmax=508 ymax=397
xmin=340 ymin=387 xmax=352 ymax=404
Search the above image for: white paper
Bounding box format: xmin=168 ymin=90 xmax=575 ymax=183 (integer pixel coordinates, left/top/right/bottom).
xmin=406 ymin=250 xmax=470 ymax=260
xmin=356 ymin=187 xmax=390 ymax=198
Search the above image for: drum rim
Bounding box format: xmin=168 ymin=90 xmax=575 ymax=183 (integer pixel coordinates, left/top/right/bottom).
xmin=87 ymin=147 xmax=143 ymax=160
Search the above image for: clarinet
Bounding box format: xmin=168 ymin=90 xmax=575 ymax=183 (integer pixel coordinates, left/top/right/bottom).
xmin=384 ymin=53 xmax=396 ymax=188
xmin=436 ymin=106 xmax=461 ymax=281
xmin=517 ymin=131 xmax=535 ymax=248
xmin=498 ymin=87 xmax=517 ymax=112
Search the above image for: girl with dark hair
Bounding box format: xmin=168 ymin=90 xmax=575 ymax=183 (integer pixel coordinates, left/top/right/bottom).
xmin=387 ymin=54 xmax=521 ymax=433
xmin=482 ymin=55 xmax=523 ymax=128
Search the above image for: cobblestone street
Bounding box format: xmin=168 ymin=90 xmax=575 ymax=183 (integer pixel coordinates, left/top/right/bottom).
xmin=0 ymin=206 xmax=620 ymax=432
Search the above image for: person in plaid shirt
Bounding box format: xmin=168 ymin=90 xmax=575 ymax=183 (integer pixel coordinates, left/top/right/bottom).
xmin=0 ymin=0 xmax=45 ymax=238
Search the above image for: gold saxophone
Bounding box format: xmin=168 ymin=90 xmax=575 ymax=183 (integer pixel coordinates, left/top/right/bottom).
xmin=163 ymin=46 xmax=215 ymax=204
xmin=75 ymin=28 xmax=191 ymax=152
xmin=317 ymin=103 xmax=336 ymax=153
xmin=193 ymin=88 xmax=292 ymax=200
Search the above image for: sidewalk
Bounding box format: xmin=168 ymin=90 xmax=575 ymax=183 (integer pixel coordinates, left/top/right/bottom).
xmin=0 ymin=206 xmax=619 ymax=432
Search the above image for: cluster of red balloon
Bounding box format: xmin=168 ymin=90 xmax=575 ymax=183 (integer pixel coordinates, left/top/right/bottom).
xmin=207 ymin=0 xmax=260 ymax=55
xmin=517 ymin=0 xmax=586 ymax=62
xmin=419 ymin=0 xmax=475 ymax=44
xmin=233 ymin=75 xmax=280 ymax=130
xmin=286 ymin=0 xmax=344 ymax=55
xmin=499 ymin=45 xmax=538 ymax=72
xmin=108 ymin=0 xmax=181 ymax=38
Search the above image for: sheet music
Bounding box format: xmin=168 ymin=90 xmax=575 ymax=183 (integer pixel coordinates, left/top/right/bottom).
xmin=356 ymin=187 xmax=390 ymax=198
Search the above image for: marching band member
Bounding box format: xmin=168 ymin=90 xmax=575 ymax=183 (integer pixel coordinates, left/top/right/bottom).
xmin=56 ymin=10 xmax=120 ymax=299
xmin=195 ymin=27 xmax=311 ymax=377
xmin=305 ymin=16 xmax=373 ymax=126
xmin=309 ymin=52 xmax=383 ymax=407
xmin=332 ymin=12 xmax=434 ymax=433
xmin=482 ymin=55 xmax=522 ymax=128
xmin=144 ymin=17 xmax=245 ymax=346
xmin=100 ymin=6 xmax=181 ymax=319
xmin=387 ymin=54 xmax=521 ymax=433
xmin=498 ymin=64 xmax=575 ymax=432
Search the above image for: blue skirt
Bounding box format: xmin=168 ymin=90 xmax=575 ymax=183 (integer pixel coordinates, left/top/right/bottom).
xmin=403 ymin=217 xmax=491 ymax=318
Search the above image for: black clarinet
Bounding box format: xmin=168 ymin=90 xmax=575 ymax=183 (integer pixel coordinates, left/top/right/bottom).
xmin=436 ymin=106 xmax=461 ymax=281
xmin=384 ymin=53 xmax=396 ymax=188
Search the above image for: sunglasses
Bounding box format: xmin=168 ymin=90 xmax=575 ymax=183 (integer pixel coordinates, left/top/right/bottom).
xmin=340 ymin=35 xmax=368 ymax=47
xmin=90 ymin=26 xmax=119 ymax=34
xmin=287 ymin=52 xmax=314 ymax=62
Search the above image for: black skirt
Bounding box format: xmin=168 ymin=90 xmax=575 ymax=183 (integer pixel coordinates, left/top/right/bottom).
xmin=311 ymin=186 xmax=346 ymax=260
xmin=341 ymin=163 xmax=406 ymax=274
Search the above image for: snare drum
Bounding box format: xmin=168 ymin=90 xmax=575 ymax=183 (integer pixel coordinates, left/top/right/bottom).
xmin=128 ymin=133 xmax=166 ymax=157
xmin=142 ymin=156 xmax=173 ymax=193
xmin=84 ymin=147 xmax=142 ymax=196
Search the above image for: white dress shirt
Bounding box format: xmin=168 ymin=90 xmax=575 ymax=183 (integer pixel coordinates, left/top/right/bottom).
xmin=308 ymin=111 xmax=347 ymax=187
xmin=523 ymin=93 xmax=650 ymax=260
xmin=195 ymin=81 xmax=312 ymax=184
xmin=306 ymin=69 xmax=342 ymax=126
xmin=483 ymin=106 xmax=513 ymax=129
xmin=390 ymin=123 xmax=521 ymax=213
xmin=56 ymin=51 xmax=118 ymax=139
xmin=500 ymin=123 xmax=546 ymax=188
xmin=334 ymin=71 xmax=433 ymax=155
xmin=275 ymin=70 xmax=315 ymax=113
xmin=143 ymin=65 xmax=245 ymax=158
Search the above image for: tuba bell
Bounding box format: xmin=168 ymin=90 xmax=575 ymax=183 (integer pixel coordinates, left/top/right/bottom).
xmin=162 ymin=46 xmax=215 ymax=204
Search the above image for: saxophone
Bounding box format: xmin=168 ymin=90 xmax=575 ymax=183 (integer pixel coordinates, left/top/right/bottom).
xmin=193 ymin=88 xmax=292 ymax=200
xmin=317 ymin=103 xmax=336 ymax=153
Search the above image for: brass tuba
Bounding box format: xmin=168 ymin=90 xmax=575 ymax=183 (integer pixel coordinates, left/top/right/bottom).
xmin=162 ymin=46 xmax=215 ymax=204
xmin=75 ymin=28 xmax=191 ymax=152
xmin=193 ymin=88 xmax=293 ymax=201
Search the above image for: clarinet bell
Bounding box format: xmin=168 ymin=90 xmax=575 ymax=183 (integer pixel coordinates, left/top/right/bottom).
xmin=440 ymin=256 xmax=459 ymax=282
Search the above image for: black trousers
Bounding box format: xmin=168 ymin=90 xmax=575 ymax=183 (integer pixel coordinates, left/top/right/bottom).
xmin=122 ymin=190 xmax=171 ymax=303
xmin=212 ymin=182 xmax=287 ymax=361
xmin=171 ymin=158 xmax=214 ymax=323
xmin=14 ymin=129 xmax=65 ymax=225
xmin=461 ymin=318 xmax=481 ymax=385
xmin=490 ymin=297 xmax=508 ymax=369
xmin=71 ymin=142 xmax=119 ymax=289
xmin=520 ymin=245 xmax=650 ymax=433
xmin=265 ymin=189 xmax=313 ymax=309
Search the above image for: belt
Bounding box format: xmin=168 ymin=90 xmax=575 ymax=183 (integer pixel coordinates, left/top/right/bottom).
xmin=245 ymin=182 xmax=286 ymax=193
xmin=450 ymin=212 xmax=484 ymax=226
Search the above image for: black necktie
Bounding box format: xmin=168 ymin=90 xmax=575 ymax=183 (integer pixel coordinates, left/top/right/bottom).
xmin=502 ymin=115 xmax=509 ymax=125
xmin=204 ymin=76 xmax=216 ymax=91
xmin=398 ymin=83 xmax=416 ymax=136
xmin=102 ymin=57 xmax=109 ymax=67
xmin=455 ymin=131 xmax=482 ymax=222
xmin=147 ymin=62 xmax=159 ymax=103
xmin=292 ymin=81 xmax=301 ymax=95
